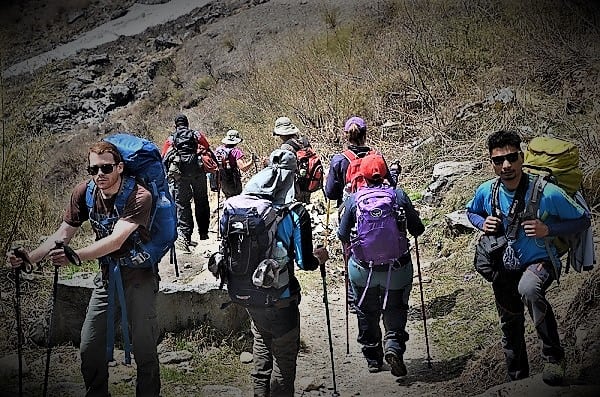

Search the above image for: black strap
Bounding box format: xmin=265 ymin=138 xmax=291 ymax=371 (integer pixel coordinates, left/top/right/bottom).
xmin=523 ymin=175 xmax=545 ymax=220
xmin=504 ymin=175 xmax=530 ymax=240
xmin=491 ymin=178 xmax=502 ymax=218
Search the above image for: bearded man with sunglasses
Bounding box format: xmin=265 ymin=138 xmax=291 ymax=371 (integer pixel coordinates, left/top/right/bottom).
xmin=6 ymin=140 xmax=161 ymax=396
xmin=466 ymin=130 xmax=590 ymax=386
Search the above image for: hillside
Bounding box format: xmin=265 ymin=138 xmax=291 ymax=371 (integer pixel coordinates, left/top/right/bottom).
xmin=1 ymin=1 xmax=599 ymax=396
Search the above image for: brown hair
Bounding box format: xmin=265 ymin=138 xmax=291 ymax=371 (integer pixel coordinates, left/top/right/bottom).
xmin=88 ymin=141 xmax=123 ymax=164
xmin=346 ymin=124 xmax=367 ymax=146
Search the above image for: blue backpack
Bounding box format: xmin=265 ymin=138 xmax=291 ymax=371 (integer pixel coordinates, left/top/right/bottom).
xmin=85 ymin=133 xmax=177 ymax=268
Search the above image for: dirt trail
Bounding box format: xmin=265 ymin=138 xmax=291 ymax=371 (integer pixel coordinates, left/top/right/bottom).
xmin=155 ymin=190 xmax=448 ymax=396
xmin=296 ymin=253 xmax=445 ymax=397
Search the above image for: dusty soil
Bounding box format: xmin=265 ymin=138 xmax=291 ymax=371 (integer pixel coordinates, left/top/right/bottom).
xmin=156 ymin=191 xmax=456 ymax=397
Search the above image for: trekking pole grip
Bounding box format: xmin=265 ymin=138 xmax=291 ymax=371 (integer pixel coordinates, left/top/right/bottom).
xmin=12 ymin=247 xmax=33 ymax=274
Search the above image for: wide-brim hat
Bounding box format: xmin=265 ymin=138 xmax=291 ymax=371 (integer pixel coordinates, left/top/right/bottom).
xmin=221 ymin=129 xmax=243 ymax=145
xmin=243 ymin=149 xmax=296 ymax=205
xmin=273 ymin=116 xmax=300 ymax=136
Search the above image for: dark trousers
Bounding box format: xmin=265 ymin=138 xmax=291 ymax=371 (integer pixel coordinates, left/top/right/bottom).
xmin=247 ymin=299 xmax=301 ymax=397
xmin=349 ymin=259 xmax=413 ymax=366
xmin=171 ymin=173 xmax=209 ymax=239
xmin=492 ymin=261 xmax=564 ymax=381
xmin=353 ymin=286 xmax=411 ymax=366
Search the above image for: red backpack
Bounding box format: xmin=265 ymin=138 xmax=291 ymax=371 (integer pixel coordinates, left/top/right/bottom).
xmin=296 ymin=147 xmax=324 ymax=193
xmin=342 ymin=149 xmax=379 ymax=193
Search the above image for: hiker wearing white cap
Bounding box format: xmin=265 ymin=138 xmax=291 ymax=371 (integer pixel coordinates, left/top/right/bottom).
xmin=212 ymin=129 xmax=254 ymax=198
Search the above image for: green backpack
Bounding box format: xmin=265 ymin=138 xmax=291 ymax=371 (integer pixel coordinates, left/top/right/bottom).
xmin=523 ymin=136 xmax=582 ymax=196
xmin=523 ymin=137 xmax=594 ymax=274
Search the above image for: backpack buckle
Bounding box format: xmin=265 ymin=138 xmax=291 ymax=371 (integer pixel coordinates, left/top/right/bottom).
xmin=131 ymin=251 xmax=151 ymax=266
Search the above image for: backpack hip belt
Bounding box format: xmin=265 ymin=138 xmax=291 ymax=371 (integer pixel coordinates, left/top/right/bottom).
xmin=357 ymin=253 xmax=411 ymax=270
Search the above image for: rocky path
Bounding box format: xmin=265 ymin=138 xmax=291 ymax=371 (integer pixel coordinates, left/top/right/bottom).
xmin=157 ymin=192 xmax=447 ymax=397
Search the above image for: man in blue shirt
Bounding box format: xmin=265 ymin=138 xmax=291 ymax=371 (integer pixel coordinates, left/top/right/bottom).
xmin=466 ymin=130 xmax=590 ymax=385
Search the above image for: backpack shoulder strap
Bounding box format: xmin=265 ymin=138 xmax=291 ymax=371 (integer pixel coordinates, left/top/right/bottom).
xmin=491 ymin=177 xmax=502 ymax=218
xmin=114 ymin=177 xmax=137 ymax=216
xmin=342 ymin=149 xmax=358 ymax=162
xmin=524 ymin=174 xmax=546 ymax=219
xmin=85 ymin=180 xmax=96 ymax=210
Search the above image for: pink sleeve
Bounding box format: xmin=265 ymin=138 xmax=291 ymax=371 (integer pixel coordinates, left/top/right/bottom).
xmin=231 ymin=147 xmax=244 ymax=160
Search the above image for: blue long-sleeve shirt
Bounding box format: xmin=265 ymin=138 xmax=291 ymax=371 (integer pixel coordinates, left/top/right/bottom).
xmin=466 ymin=174 xmax=590 ymax=266
xmin=271 ymin=203 xmax=320 ymax=298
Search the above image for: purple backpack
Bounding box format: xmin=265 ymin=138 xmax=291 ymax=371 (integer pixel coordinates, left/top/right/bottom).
xmin=351 ymin=186 xmax=408 ymax=265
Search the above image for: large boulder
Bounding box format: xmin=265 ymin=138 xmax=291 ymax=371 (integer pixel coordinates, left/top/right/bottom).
xmin=45 ymin=272 xmax=247 ymax=346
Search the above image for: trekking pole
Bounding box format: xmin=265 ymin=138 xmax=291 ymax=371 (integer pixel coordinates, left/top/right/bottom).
xmin=414 ymin=237 xmax=432 ymax=369
xmin=342 ymin=244 xmax=350 ymax=355
xmin=216 ymin=171 xmax=221 ymax=241
xmin=14 ymin=266 xmax=23 ymax=397
xmin=170 ymin=246 xmax=179 ymax=278
xmin=43 ymin=241 xmax=81 ymax=397
xmin=252 ymin=152 xmax=259 ymax=174
xmin=11 ymin=247 xmax=33 ymax=397
xmin=321 ymin=199 xmax=339 ymax=397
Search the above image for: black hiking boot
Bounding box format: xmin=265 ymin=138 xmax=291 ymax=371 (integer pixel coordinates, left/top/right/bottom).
xmin=367 ymin=361 xmax=382 ymax=373
xmin=385 ymin=352 xmax=407 ymax=377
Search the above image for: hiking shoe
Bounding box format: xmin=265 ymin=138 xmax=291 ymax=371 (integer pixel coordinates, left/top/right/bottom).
xmin=199 ymin=233 xmax=209 ymax=240
xmin=349 ymin=303 xmax=358 ymax=314
xmin=542 ymin=361 xmax=565 ymax=386
xmin=367 ymin=362 xmax=382 ymax=373
xmin=175 ymin=236 xmax=191 ymax=253
xmin=385 ymin=352 xmax=407 ymax=377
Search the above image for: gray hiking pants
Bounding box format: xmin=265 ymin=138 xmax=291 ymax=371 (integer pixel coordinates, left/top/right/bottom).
xmin=171 ymin=173 xmax=209 ymax=239
xmin=80 ymin=269 xmax=160 ymax=397
xmin=492 ymin=261 xmax=564 ymax=381
xmin=247 ymin=297 xmax=301 ymax=397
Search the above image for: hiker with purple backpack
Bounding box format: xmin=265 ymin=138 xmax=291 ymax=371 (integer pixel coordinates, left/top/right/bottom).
xmin=337 ymin=153 xmax=425 ymax=377
xmin=324 ymin=116 xmax=400 ymax=332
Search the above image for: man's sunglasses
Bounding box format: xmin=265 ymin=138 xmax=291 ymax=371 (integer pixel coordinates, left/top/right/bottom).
xmin=87 ymin=163 xmax=117 ymax=175
xmin=490 ymin=151 xmax=521 ymax=166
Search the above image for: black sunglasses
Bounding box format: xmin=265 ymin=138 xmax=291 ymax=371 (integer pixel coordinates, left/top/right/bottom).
xmin=87 ymin=163 xmax=117 ymax=175
xmin=490 ymin=151 xmax=521 ymax=166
